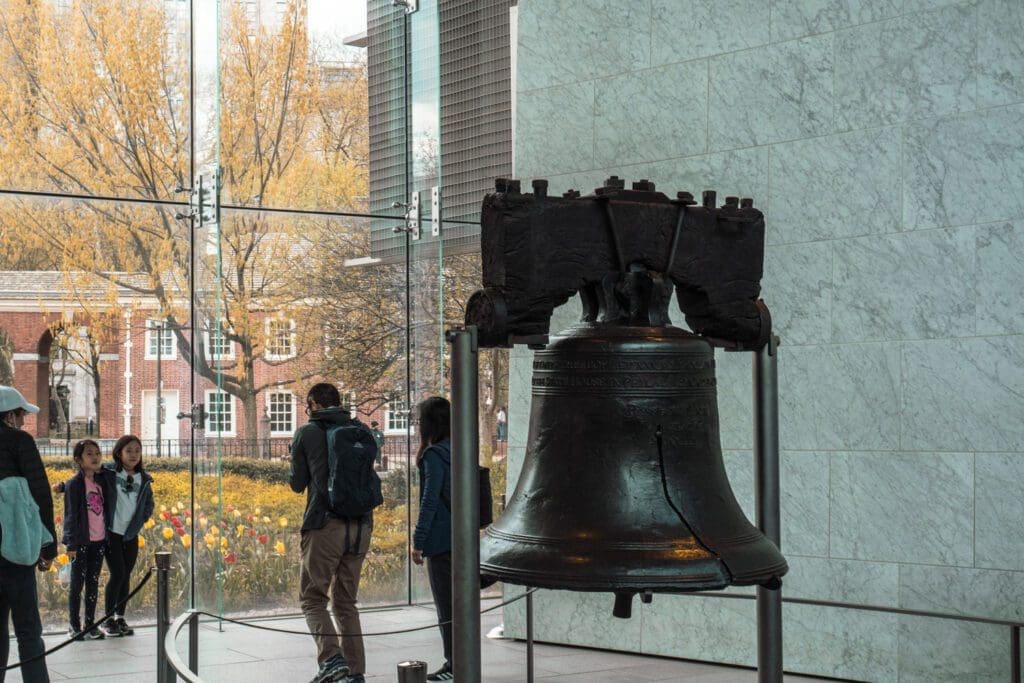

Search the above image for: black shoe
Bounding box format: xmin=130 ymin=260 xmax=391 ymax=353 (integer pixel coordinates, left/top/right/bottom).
xmin=81 ymin=623 xmax=105 ymax=640
xmin=99 ymin=620 xmax=123 ymax=637
xmin=311 ymin=654 xmax=350 ymax=683
xmin=426 ymin=663 xmax=454 ymax=681
xmin=67 ymin=626 xmax=83 ymax=642
xmin=116 ymin=617 xmax=134 ymax=636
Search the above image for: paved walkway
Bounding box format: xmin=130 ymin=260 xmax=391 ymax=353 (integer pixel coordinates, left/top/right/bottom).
xmin=4 ymin=605 xmax=839 ymax=682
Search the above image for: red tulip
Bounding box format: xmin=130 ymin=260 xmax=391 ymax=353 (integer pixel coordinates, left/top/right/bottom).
xmin=160 ymin=511 xmax=170 ymax=520
xmin=258 ymin=534 xmax=268 ymax=544
xmin=176 ymin=527 xmax=186 ymax=536
xmin=224 ymin=552 xmax=236 ymax=565
xmin=171 ymin=516 xmax=182 ymax=527
xmin=248 ymin=528 xmax=257 ymax=537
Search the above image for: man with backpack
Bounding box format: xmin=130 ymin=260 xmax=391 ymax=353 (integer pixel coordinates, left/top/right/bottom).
xmin=290 ymin=383 xmax=382 ymax=683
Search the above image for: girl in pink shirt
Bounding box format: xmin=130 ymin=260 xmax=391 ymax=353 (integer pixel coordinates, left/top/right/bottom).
xmin=60 ymin=440 xmax=114 ymax=641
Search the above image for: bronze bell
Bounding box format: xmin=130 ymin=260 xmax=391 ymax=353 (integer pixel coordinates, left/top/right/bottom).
xmin=479 ymin=321 xmax=787 ymax=616
xmin=468 ymin=177 xmax=787 ymax=617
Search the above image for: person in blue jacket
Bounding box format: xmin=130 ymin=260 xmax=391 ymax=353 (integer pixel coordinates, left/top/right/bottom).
xmin=410 ymin=396 xmax=453 ymax=681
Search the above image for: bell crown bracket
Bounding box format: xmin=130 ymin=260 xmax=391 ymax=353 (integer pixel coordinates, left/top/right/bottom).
xmin=465 ymin=176 xmax=771 ymax=350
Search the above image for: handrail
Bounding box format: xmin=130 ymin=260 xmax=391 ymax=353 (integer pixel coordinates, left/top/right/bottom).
xmin=165 ymin=609 xmax=204 ymax=683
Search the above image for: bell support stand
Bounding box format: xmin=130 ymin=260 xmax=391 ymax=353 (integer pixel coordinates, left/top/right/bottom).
xmin=447 ymin=327 xmax=482 ymax=683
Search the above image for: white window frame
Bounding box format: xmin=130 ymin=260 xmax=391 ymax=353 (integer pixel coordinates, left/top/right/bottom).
xmin=266 ymin=390 xmax=295 ymax=437
xmin=204 ymin=390 xmax=236 ymax=437
xmin=204 ymin=324 xmax=235 ymax=361
xmin=384 ymin=394 xmax=410 ymax=434
xmin=264 ymin=318 xmax=296 ymax=360
xmin=145 ymin=320 xmax=176 ymax=360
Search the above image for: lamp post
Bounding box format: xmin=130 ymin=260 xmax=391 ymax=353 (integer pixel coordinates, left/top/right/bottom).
xmin=156 ymin=321 xmax=163 ymax=458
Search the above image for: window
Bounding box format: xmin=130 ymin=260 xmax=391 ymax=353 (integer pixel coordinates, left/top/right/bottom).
xmin=385 ymin=394 xmax=408 ymax=432
xmin=145 ymin=320 xmax=175 ymax=359
xmin=265 ymin=318 xmax=295 ymax=360
xmin=205 ymin=324 xmax=234 ymax=360
xmin=267 ymin=390 xmax=294 ymax=435
xmin=205 ymin=390 xmax=235 ymax=436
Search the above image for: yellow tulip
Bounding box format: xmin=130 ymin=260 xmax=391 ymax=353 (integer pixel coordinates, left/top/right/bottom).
xmin=137 ymin=536 xmax=146 ymax=549
xmin=177 ymin=501 xmax=185 ymax=510
xmin=199 ymin=518 xmax=208 ymax=528
xmin=170 ymin=506 xmax=178 ymax=515
xmin=277 ymin=517 xmax=288 ymax=528
xmin=203 ymin=534 xmax=215 ymax=548
xmin=232 ymin=510 xmax=241 ymax=519
xmin=210 ymin=496 xmax=218 ymax=505
xmin=254 ymin=507 xmax=261 ymax=515
xmin=274 ymin=541 xmax=285 ymax=554
xmin=162 ymin=527 xmax=174 ymax=540
xmin=56 ymin=553 xmax=69 ymax=566
xmin=262 ymin=516 xmax=271 ymax=524
xmin=160 ymin=505 xmax=167 ymax=512
xmin=48 ymin=563 xmax=57 ymax=573
xmin=210 ymin=526 xmax=219 ymax=536
xmin=144 ymin=519 xmax=156 ymax=530
xmin=181 ymin=534 xmax=191 ymax=548
xmin=235 ymin=524 xmax=245 ymax=537
xmin=220 ymin=537 xmax=228 ymax=550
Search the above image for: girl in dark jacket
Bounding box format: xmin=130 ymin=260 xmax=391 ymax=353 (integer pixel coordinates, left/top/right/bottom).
xmin=61 ymin=439 xmax=114 ymax=640
xmin=410 ymin=396 xmax=453 ymax=681
xmin=100 ymin=434 xmax=153 ymax=637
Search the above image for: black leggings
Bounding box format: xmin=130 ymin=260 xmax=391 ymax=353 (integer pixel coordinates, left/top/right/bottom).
xmin=105 ymin=533 xmax=139 ymax=617
xmin=68 ymin=541 xmax=105 ymax=629
xmin=426 ymin=552 xmax=453 ymax=665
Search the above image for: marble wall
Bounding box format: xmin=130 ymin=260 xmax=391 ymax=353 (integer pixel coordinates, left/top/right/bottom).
xmin=502 ymin=1 xmax=1024 ymax=681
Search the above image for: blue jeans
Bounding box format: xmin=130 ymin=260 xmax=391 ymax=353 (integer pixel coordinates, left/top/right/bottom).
xmin=0 ymin=557 xmax=49 ymax=682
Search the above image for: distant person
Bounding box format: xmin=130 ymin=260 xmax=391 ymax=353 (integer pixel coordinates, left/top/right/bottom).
xmin=411 ymin=396 xmax=454 ymax=681
xmin=60 ymin=439 xmax=113 ymax=641
xmin=291 ymin=383 xmax=378 ymax=683
xmin=101 ymin=435 xmax=153 ymax=637
xmin=0 ymin=386 xmax=57 ymax=682
xmin=495 ymin=406 xmax=507 ymax=442
xmin=368 ymin=421 xmax=385 ymax=467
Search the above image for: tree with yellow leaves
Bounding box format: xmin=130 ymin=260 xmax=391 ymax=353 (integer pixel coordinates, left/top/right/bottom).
xmin=0 ymin=0 xmax=371 ymax=439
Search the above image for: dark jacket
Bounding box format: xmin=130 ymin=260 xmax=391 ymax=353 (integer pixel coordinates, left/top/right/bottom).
xmin=290 ymin=406 xmax=373 ymax=533
xmin=0 ymin=422 xmax=57 ymax=561
xmin=413 ymin=437 xmax=451 ymax=557
xmin=62 ymin=469 xmax=115 ymax=548
xmin=106 ymin=464 xmax=155 ymax=540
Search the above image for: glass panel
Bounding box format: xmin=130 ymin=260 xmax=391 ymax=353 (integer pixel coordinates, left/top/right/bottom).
xmin=0 ymin=0 xmax=190 ymax=199
xmin=0 ymin=193 xmax=194 ymax=629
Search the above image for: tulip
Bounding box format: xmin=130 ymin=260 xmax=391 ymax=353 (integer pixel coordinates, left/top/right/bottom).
xmin=274 ymin=541 xmax=285 ymax=554
xmin=137 ymin=537 xmax=146 ymax=549
xmin=160 ymin=511 xmax=170 ymax=521
xmin=235 ymin=524 xmax=245 ymax=537
xmin=248 ymin=528 xmax=257 ymax=537
xmin=224 ymin=552 xmax=236 ymax=565
xmin=56 ymin=553 xmax=69 ymax=566
xmin=170 ymin=506 xmax=178 ymax=515
xmin=171 ymin=516 xmax=182 ymax=527
xmin=162 ymin=527 xmax=174 ymax=540
xmin=258 ymin=534 xmax=268 ymax=544
xmin=278 ymin=517 xmax=288 ymax=528
xmin=220 ymin=537 xmax=228 ymax=550
xmin=199 ymin=518 xmax=208 ymax=529
xmin=210 ymin=496 xmax=219 ymax=505
xmin=210 ymin=526 xmax=219 ymax=536
xmin=176 ymin=527 xmax=186 ymax=536
xmin=144 ymin=519 xmax=156 ymax=529
xmin=232 ymin=510 xmax=241 ymax=519
xmin=181 ymin=534 xmax=192 ymax=548
xmin=254 ymin=507 xmax=261 ymax=515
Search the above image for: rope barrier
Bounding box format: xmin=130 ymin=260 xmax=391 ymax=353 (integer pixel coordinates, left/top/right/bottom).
xmin=185 ymin=587 xmax=538 ymax=639
xmin=3 ymin=567 xmax=154 ymax=671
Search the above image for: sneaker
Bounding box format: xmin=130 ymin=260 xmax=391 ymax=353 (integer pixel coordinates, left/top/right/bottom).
xmin=81 ymin=623 xmax=105 ymax=640
xmin=311 ymin=654 xmax=350 ymax=683
xmin=426 ymin=663 xmax=454 ymax=681
xmin=99 ymin=620 xmax=123 ymax=638
xmin=346 ymin=676 xmax=365 ymax=683
xmin=116 ymin=617 xmax=135 ymax=636
xmin=67 ymin=626 xmax=83 ymax=642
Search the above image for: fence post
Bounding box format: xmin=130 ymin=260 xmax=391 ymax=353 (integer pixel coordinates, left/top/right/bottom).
xmin=156 ymin=551 xmax=176 ymax=683
xmin=397 ymin=661 xmax=427 ymax=682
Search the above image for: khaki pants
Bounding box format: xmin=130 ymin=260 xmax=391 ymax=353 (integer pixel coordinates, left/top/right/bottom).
xmin=299 ymin=516 xmax=371 ymax=674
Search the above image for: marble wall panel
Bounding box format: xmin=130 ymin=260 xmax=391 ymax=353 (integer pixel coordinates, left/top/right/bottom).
xmin=714 ymin=349 xmax=754 ymax=451
xmin=899 ymin=564 xmax=1024 ymax=622
xmin=764 ymin=242 xmax=833 ymax=347
xmin=976 ymin=221 xmax=1024 ymax=335
xmin=708 ymin=35 xmax=834 ymax=150
xmin=829 ymin=451 xmax=974 ymax=565
xmin=594 ymin=61 xmax=708 ymax=166
xmin=515 ymin=1 xmax=650 ymax=92
xmin=769 ymin=0 xmax=902 ymax=42
xmin=642 ymin=147 xmax=769 ymax=216
xmin=897 ymin=616 xmax=1008 ymax=683
xmin=640 ymin=594 xmax=756 ymax=665
xmin=784 ymin=556 xmax=900 ymax=605
xmin=722 ymin=450 xmax=754 ymax=521
xmin=901 ymin=336 xmax=1024 ymax=452
xmin=777 ymin=343 xmax=900 ymax=451
xmin=834 ymin=5 xmax=977 ymax=130
xmin=652 ymin=0 xmax=771 ymax=64
xmin=903 ymin=104 xmax=1024 ymax=230
xmin=780 ymin=451 xmax=830 ymax=557
xmin=784 ymin=603 xmax=899 ymax=682
xmin=978 ymin=0 xmax=1024 ymax=107
xmin=766 ymin=127 xmax=901 ymax=245
xmin=832 ymin=228 xmax=976 ymax=342
xmin=515 ymin=82 xmax=595 ymax=178
xmin=975 ymin=452 xmax=1024 ymax=571
xmin=503 ymin=589 xmax=644 ymax=652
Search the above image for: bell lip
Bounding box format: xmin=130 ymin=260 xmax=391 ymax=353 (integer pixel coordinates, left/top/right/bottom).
xmin=478 ymin=559 xmax=735 ymax=593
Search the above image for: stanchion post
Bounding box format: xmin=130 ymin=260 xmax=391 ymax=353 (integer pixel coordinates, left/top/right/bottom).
xmin=526 ymin=590 xmax=535 ymax=683
xmin=156 ymin=551 xmax=176 ymax=683
xmin=753 ymin=335 xmax=783 ymax=683
xmin=448 ymin=327 xmax=482 ymax=683
xmin=397 ymin=660 xmax=428 ymax=682
xmin=1012 ymin=624 xmax=1020 ymax=683
xmin=188 ymin=611 xmax=199 ymax=674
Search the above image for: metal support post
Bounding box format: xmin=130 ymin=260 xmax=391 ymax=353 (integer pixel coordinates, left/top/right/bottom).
xmin=188 ymin=611 xmax=199 ymax=674
xmin=754 ymin=335 xmax=783 ymax=683
xmin=156 ymin=552 xmax=176 ymax=683
xmin=1012 ymin=625 xmax=1020 ymax=683
xmin=447 ymin=327 xmax=482 ymax=683
xmin=526 ymin=591 xmax=535 ymax=683
xmin=397 ymin=660 xmax=427 ymax=682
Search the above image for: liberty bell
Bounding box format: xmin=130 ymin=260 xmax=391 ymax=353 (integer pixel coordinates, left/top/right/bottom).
xmin=465 ymin=177 xmax=787 ymax=617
